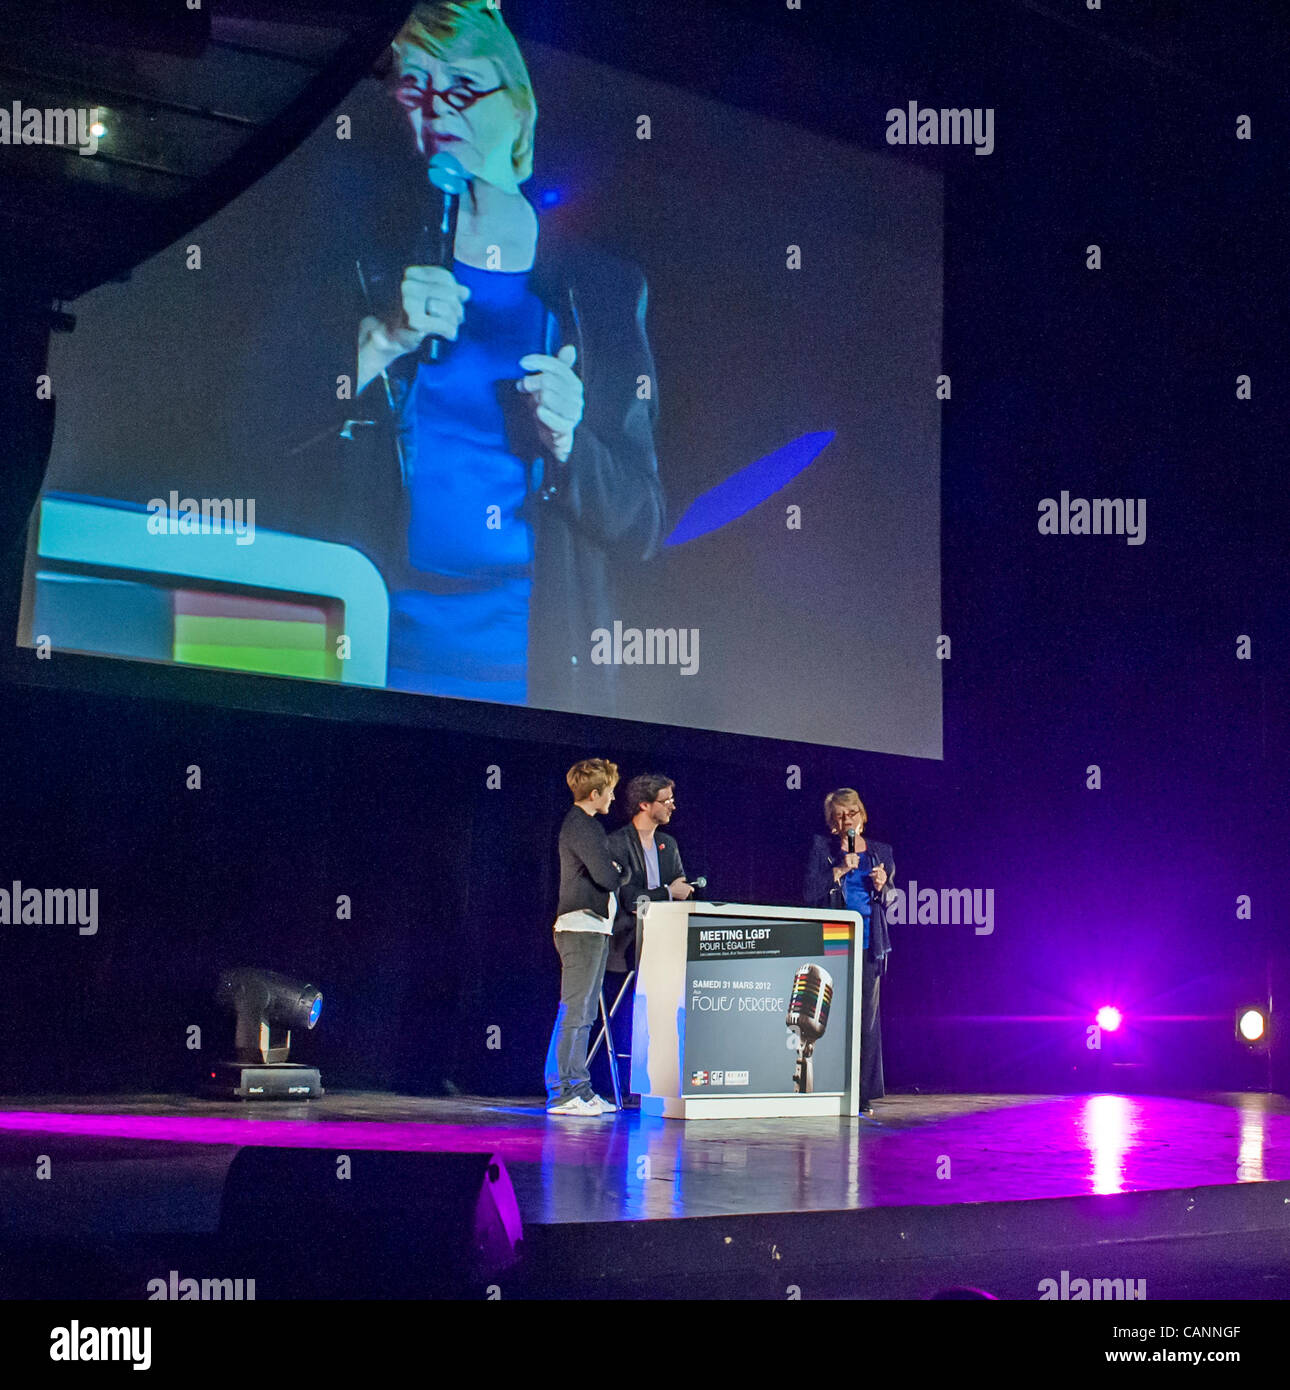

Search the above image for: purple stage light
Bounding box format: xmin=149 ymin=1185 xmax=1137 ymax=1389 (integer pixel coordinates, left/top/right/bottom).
xmin=1095 ymin=1006 xmax=1123 ymax=1033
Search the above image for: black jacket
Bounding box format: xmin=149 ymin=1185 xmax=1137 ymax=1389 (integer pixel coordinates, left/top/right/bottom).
xmin=803 ymin=833 xmax=895 ymax=972
xmin=309 ymin=230 xmax=666 ymax=714
xmin=604 ymin=823 xmax=686 ymax=972
xmin=556 ymin=805 xmax=631 ymax=923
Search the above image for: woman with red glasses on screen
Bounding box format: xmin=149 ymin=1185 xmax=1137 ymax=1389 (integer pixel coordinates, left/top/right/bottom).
xmin=347 ymin=1 xmax=663 ymax=711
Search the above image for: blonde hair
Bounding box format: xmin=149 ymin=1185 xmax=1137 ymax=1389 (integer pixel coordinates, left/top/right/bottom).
xmin=391 ymin=1 xmax=537 ymax=182
xmin=567 ymin=758 xmax=619 ymax=802
xmin=823 ymin=787 xmax=867 ymax=830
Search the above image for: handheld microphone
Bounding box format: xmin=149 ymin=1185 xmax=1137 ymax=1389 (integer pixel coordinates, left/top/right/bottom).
xmin=689 ymin=876 xmax=707 ymax=891
xmin=420 ymin=152 xmax=469 ymax=362
xmin=786 ymin=963 xmax=833 ymax=1094
xmin=846 ymin=830 xmax=856 ymax=855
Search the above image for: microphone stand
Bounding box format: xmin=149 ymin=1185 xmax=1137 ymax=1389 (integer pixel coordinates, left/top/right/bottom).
xmin=793 ymin=1040 xmax=816 ymax=1094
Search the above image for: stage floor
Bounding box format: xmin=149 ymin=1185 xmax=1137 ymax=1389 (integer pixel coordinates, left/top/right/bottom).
xmin=3 ymin=1089 xmax=1289 ymax=1231
xmin=5 ymin=1090 xmax=1290 ymax=1299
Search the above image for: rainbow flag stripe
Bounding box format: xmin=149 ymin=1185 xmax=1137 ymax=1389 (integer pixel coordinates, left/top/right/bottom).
xmin=822 ymin=921 xmax=852 ymax=956
xmin=171 ymin=589 xmax=340 ymax=681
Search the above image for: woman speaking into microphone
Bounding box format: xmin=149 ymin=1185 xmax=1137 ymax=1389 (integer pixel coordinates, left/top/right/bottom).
xmin=347 ymin=1 xmax=664 ymax=710
xmin=803 ymin=788 xmax=896 ymax=1115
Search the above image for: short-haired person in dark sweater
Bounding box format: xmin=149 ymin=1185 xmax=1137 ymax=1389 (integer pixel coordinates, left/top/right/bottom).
xmin=544 ymin=758 xmax=630 ymax=1115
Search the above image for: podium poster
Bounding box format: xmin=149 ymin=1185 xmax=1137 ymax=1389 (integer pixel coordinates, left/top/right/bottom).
xmin=683 ymin=913 xmax=855 ymax=1095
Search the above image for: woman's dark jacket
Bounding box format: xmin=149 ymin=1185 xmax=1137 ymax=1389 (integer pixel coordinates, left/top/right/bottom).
xmin=803 ymin=833 xmax=895 ymax=972
xmin=292 ymin=228 xmax=666 ymax=715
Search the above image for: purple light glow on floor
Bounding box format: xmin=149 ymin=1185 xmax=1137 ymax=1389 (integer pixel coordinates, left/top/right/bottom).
xmin=4 ymin=1094 xmax=1290 ymax=1227
xmin=0 ymin=1110 xmax=555 ymax=1159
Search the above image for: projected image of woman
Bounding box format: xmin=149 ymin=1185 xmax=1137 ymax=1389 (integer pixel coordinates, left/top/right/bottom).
xmin=353 ymin=1 xmax=664 ymax=708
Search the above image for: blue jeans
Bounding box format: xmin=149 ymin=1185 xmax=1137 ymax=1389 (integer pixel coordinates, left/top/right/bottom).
xmin=544 ymin=931 xmax=610 ymax=1105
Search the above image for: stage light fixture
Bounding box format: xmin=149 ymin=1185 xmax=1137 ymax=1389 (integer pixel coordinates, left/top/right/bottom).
xmin=1236 ymin=1006 xmax=1269 ymax=1047
xmin=202 ymin=967 xmax=324 ymax=1101
xmin=1095 ymin=1006 xmax=1123 ymax=1033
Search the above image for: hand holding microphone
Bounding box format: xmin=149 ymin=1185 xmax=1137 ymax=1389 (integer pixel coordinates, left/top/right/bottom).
xmin=358 ymin=266 xmax=468 ymax=389
xmin=410 ymin=151 xmax=472 ymax=362
xmin=356 ymin=153 xmax=471 ymax=392
xmin=832 ymin=828 xmax=860 ymax=884
xmin=372 ymin=151 xmax=470 ymax=365
xmin=392 ymin=265 xmax=470 ymax=352
xmin=841 ymin=829 xmax=861 ymax=874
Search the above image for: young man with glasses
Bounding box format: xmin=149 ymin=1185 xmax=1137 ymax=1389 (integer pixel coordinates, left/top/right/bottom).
xmin=603 ymin=774 xmax=694 ymax=1102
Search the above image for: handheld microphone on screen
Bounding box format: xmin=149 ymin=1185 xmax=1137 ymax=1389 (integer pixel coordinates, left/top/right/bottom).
xmin=846 ymin=829 xmax=856 ymax=856
xmin=786 ymin=963 xmax=833 ymax=1094
xmin=689 ymin=876 xmax=707 ymax=893
xmin=421 ymin=151 xmax=470 ymax=362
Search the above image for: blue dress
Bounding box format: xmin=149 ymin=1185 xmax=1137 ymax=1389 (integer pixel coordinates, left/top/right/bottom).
xmin=386 ymin=258 xmax=547 ymax=702
xmin=842 ymin=850 xmax=874 ymax=950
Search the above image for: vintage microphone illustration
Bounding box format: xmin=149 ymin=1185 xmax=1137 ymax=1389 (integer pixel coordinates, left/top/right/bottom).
xmin=786 ymin=963 xmax=833 ymax=1093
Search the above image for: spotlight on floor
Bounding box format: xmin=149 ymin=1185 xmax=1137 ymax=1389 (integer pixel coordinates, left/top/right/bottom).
xmin=202 ymin=968 xmax=324 ymax=1100
xmin=1095 ymin=1006 xmax=1123 ymax=1033
xmin=1235 ymin=1005 xmax=1269 ymax=1049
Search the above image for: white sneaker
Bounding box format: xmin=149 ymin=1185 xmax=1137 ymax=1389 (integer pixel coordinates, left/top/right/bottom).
xmin=547 ymin=1094 xmax=601 ymax=1116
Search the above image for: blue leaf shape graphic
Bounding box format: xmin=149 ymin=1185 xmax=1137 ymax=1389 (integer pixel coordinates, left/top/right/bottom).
xmin=664 ymin=430 xmax=836 ymax=546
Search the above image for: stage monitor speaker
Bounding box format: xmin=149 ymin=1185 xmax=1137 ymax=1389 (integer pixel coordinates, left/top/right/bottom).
xmin=217 ymin=1147 xmax=523 ymax=1297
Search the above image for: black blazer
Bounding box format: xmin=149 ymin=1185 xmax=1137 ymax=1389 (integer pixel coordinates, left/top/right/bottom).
xmin=803 ymin=833 xmax=895 ymax=971
xmin=555 ymin=805 xmax=631 ymax=923
xmin=604 ymin=823 xmax=686 ymax=972
xmin=285 ymin=226 xmax=666 ymax=716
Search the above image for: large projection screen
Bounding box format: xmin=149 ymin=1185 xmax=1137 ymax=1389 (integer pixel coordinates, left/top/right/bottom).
xmin=18 ymin=22 xmax=942 ymax=757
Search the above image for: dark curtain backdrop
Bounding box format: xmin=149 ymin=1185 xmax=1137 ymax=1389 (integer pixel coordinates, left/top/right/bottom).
xmin=0 ymin=0 xmax=1284 ymax=1097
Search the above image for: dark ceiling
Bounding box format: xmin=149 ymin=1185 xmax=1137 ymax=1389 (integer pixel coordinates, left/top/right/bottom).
xmin=0 ymin=0 xmax=411 ymax=303
xmin=0 ymin=0 xmax=1283 ymax=309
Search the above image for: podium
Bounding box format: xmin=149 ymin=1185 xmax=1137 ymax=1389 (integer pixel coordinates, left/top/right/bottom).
xmin=630 ymin=900 xmax=864 ymax=1119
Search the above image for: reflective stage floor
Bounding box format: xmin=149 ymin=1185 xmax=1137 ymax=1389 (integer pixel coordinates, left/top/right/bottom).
xmin=3 ymin=1091 xmax=1289 ymax=1298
